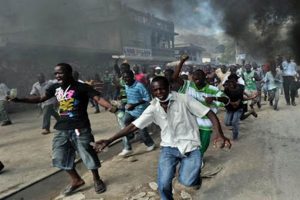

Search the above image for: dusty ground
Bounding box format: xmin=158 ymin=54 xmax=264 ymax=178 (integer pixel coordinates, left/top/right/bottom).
xmin=1 ymin=96 xmax=300 ymax=200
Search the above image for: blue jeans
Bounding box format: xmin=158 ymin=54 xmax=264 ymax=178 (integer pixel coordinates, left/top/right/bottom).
xmin=52 ymin=128 xmax=100 ymax=170
xmin=224 ymin=108 xmax=243 ymax=140
xmin=158 ymin=147 xmax=202 ymax=200
xmin=122 ymin=112 xmax=154 ymax=150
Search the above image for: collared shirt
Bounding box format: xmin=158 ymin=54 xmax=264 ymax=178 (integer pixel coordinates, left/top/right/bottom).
xmin=0 ymin=83 xmax=9 ymax=101
xmin=264 ymin=71 xmax=282 ymax=90
xmin=125 ymin=81 xmax=151 ymax=117
xmin=30 ymin=80 xmax=57 ymax=107
xmin=132 ymin=92 xmax=210 ymax=155
xmin=282 ymin=61 xmax=297 ymax=76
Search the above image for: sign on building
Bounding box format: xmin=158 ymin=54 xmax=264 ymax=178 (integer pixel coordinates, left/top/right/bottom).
xmin=123 ymin=47 xmax=152 ymax=58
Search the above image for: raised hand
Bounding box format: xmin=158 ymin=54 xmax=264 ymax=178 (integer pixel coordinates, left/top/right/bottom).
xmin=180 ymin=54 xmax=189 ymax=62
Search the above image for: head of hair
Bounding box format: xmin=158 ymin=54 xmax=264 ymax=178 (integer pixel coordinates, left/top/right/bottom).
xmin=120 ymin=63 xmax=130 ymax=70
xmin=228 ymin=74 xmax=239 ymax=81
xmin=151 ymin=76 xmax=169 ymax=88
xmin=56 ymin=63 xmax=73 ymax=74
xmin=122 ymin=69 xmax=134 ymax=78
xmin=193 ymin=69 xmax=206 ymax=77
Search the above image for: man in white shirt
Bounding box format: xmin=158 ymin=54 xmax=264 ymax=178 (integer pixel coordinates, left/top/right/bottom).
xmin=0 ymin=82 xmax=12 ymax=126
xmin=93 ymin=76 xmax=231 ymax=200
xmin=281 ymin=56 xmax=297 ymax=106
xmin=30 ymin=73 xmax=59 ymax=134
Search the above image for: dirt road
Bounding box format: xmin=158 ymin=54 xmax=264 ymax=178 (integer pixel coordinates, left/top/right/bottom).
xmin=54 ymin=98 xmax=300 ymax=200
xmin=1 ymin=97 xmax=300 ymax=200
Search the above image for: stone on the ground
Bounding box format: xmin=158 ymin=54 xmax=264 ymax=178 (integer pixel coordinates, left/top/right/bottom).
xmin=132 ymin=192 xmax=147 ymax=199
xmin=63 ymin=192 xmax=85 ymax=200
xmin=181 ymin=190 xmax=192 ymax=199
xmin=148 ymin=182 xmax=158 ymax=191
xmin=146 ymin=191 xmax=156 ymax=197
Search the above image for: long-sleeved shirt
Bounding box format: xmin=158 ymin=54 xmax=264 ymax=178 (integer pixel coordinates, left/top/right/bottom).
xmin=282 ymin=61 xmax=297 ymax=76
xmin=264 ymin=71 xmax=282 ymax=90
xmin=132 ymin=92 xmax=210 ymax=155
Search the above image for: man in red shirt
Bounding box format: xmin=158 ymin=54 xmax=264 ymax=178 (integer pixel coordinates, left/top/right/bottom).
xmin=133 ymin=65 xmax=148 ymax=86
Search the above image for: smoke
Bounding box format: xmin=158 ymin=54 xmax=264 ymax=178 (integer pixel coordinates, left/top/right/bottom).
xmin=123 ymin=0 xmax=222 ymax=36
xmin=210 ymin=0 xmax=300 ymax=62
xmin=125 ymin=0 xmax=300 ymax=62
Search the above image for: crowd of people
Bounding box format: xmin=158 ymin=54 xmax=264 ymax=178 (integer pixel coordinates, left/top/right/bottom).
xmin=1 ymin=54 xmax=300 ymax=199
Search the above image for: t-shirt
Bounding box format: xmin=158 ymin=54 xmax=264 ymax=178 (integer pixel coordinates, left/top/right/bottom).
xmin=30 ymin=80 xmax=57 ymax=108
xmin=46 ymin=81 xmax=100 ymax=130
xmin=125 ymin=81 xmax=151 ymax=117
xmin=224 ymin=84 xmax=244 ymax=111
xmin=135 ymin=73 xmax=148 ymax=85
xmin=243 ymin=71 xmax=257 ymax=92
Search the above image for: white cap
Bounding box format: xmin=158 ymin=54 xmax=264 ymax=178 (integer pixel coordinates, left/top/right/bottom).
xmin=155 ymin=66 xmax=161 ymax=70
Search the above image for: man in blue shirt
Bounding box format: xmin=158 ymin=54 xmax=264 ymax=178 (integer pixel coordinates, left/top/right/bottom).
xmin=119 ymin=70 xmax=155 ymax=156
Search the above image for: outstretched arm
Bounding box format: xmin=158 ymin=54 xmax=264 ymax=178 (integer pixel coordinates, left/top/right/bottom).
xmin=206 ymin=110 xmax=231 ymax=148
xmin=93 ymin=123 xmax=139 ymax=152
xmin=173 ymin=55 xmax=189 ymax=86
xmin=93 ymin=95 xmax=117 ymax=112
xmin=9 ymin=95 xmax=50 ymax=104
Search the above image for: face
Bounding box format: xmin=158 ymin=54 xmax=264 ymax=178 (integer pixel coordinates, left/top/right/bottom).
xmin=37 ymin=74 xmax=45 ymax=84
xmin=245 ymin=64 xmax=251 ymax=72
xmin=151 ymin=81 xmax=169 ymax=101
xmin=155 ymin=69 xmax=161 ymax=74
xmin=54 ymin=66 xmax=68 ymax=85
xmin=120 ymin=65 xmax=130 ymax=74
xmin=164 ymin=70 xmax=173 ymax=81
xmin=133 ymin=66 xmax=139 ymax=73
xmin=192 ymin=72 xmax=206 ymax=88
xmin=221 ymin=65 xmax=227 ymax=73
xmin=122 ymin=72 xmax=135 ymax=86
xmin=227 ymin=80 xmax=237 ymax=90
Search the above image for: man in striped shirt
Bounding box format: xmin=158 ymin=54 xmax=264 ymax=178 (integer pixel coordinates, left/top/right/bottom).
xmin=174 ymin=56 xmax=229 ymax=165
xmin=118 ymin=70 xmax=155 ymax=156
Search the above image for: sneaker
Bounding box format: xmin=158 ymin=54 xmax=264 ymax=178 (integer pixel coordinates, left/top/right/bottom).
xmin=292 ymin=102 xmax=297 ymax=106
xmin=146 ymin=144 xmax=156 ymax=152
xmin=118 ymin=149 xmax=133 ymax=156
xmin=41 ymin=129 xmax=51 ymax=135
xmin=201 ymin=160 xmax=205 ymax=169
xmin=1 ymin=120 xmax=12 ymax=126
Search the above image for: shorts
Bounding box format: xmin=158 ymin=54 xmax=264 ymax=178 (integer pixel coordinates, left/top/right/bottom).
xmin=52 ymin=128 xmax=100 ymax=170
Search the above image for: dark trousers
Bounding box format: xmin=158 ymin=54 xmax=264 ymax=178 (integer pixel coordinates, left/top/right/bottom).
xmin=283 ymin=76 xmax=296 ymax=104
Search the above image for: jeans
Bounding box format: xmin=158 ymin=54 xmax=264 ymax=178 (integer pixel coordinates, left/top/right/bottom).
xmin=158 ymin=147 xmax=202 ymax=200
xmin=122 ymin=112 xmax=154 ymax=150
xmin=268 ymin=88 xmax=280 ymax=109
xmin=52 ymin=128 xmax=100 ymax=170
xmin=225 ymin=108 xmax=243 ymax=140
xmin=42 ymin=104 xmax=60 ymax=130
xmin=0 ymin=100 xmax=10 ymax=122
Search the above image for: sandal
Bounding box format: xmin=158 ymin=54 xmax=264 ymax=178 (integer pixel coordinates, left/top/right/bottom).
xmin=94 ymin=179 xmax=106 ymax=194
xmin=63 ymin=181 xmax=85 ymax=196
